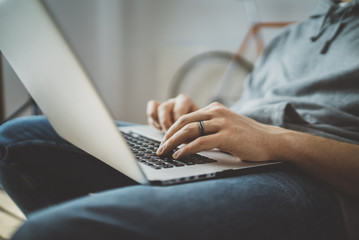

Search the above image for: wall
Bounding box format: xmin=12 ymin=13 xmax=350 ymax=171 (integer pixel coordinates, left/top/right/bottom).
xmin=2 ymin=0 xmax=317 ymax=123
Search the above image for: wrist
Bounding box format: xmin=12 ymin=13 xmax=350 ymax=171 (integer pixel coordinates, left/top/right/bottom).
xmin=267 ymin=127 xmax=303 ymax=163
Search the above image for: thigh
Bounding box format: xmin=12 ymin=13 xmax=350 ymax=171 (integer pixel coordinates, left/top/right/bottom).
xmin=12 ymin=168 xmax=347 ymax=240
xmin=0 ymin=116 xmax=136 ymax=214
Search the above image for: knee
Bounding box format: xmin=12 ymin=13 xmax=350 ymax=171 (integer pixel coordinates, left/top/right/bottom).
xmin=11 ymin=201 xmax=148 ymax=240
xmin=1 ymin=116 xmax=51 ymax=143
xmin=11 ymin=210 xmax=72 ymax=240
xmin=11 ymin=203 xmax=96 ymax=240
xmin=0 ymin=116 xmax=65 ymax=155
xmin=11 ymin=217 xmax=48 ymax=240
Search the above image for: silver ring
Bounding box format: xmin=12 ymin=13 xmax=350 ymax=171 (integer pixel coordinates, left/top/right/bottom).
xmin=198 ymin=121 xmax=205 ymax=136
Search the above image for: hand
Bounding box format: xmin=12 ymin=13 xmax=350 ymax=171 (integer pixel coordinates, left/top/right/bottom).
xmin=146 ymin=94 xmax=199 ymax=132
xmin=157 ymin=102 xmax=287 ymax=162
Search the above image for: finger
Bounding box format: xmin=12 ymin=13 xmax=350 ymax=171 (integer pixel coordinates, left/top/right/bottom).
xmin=172 ymin=134 xmax=220 ymax=159
xmin=146 ymin=100 xmax=161 ymax=129
xmin=157 ymin=122 xmax=199 ymax=156
xmin=148 ymin=118 xmax=161 ymax=130
xmin=157 ymin=99 xmax=175 ymax=131
xmin=173 ymin=100 xmax=192 ymax=122
xmin=162 ymin=109 xmax=211 ymax=144
xmin=158 ymin=120 xmax=218 ymax=156
xmin=166 ymin=101 xmax=226 ymax=138
xmin=172 ymin=94 xmax=197 ymax=121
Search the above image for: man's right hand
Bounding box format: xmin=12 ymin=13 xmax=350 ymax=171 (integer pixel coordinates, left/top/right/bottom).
xmin=146 ymin=94 xmax=199 ymax=132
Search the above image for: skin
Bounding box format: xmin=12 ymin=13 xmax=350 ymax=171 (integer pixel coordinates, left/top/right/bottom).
xmin=147 ymin=94 xmax=359 ymax=200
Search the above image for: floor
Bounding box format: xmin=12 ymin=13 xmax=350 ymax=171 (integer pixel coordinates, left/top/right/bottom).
xmin=0 ymin=188 xmax=25 ymax=240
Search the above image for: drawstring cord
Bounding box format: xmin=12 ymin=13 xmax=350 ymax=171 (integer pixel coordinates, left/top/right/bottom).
xmin=321 ymin=6 xmax=351 ymax=53
xmin=310 ymin=6 xmax=336 ymax=42
xmin=311 ymin=5 xmax=353 ymax=54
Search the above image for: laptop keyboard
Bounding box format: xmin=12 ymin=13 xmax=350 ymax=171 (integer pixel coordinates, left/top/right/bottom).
xmin=121 ymin=131 xmax=217 ymax=170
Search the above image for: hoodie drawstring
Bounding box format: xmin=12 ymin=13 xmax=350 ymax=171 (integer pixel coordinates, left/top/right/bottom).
xmin=310 ymin=6 xmax=336 ymax=42
xmin=311 ymin=4 xmax=352 ymax=54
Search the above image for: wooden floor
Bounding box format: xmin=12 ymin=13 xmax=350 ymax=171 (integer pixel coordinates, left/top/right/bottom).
xmin=0 ymin=188 xmax=25 ymax=240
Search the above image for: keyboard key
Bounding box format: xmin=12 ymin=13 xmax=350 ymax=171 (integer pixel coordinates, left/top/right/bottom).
xmin=121 ymin=131 xmax=217 ymax=169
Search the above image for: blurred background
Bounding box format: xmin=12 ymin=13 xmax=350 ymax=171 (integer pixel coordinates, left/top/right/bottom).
xmin=1 ymin=0 xmax=317 ymax=124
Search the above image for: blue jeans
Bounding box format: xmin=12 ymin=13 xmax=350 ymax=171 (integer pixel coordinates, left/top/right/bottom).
xmin=0 ymin=116 xmax=347 ymax=240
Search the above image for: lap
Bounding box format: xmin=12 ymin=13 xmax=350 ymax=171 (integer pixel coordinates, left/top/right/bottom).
xmin=0 ymin=117 xmax=347 ymax=240
xmin=14 ymin=170 xmax=346 ymax=240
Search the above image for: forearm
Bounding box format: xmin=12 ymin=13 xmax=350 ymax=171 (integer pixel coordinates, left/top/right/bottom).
xmin=275 ymin=129 xmax=359 ymax=199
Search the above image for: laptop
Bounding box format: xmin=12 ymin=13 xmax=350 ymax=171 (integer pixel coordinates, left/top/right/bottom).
xmin=0 ymin=0 xmax=279 ymax=185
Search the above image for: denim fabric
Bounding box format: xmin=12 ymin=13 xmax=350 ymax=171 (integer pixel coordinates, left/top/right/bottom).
xmin=0 ymin=117 xmax=347 ymax=240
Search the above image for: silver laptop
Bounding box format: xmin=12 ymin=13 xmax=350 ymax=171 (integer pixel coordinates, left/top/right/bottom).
xmin=0 ymin=0 xmax=278 ymax=185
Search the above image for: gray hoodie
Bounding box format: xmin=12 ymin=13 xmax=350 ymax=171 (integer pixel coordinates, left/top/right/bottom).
xmin=231 ymin=0 xmax=359 ymax=145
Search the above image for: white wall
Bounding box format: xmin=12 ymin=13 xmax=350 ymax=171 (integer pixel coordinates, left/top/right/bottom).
xmin=2 ymin=0 xmax=317 ymax=123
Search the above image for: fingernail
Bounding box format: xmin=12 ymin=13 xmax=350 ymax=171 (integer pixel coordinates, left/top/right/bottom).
xmin=172 ymin=150 xmax=180 ymax=159
xmin=157 ymin=145 xmax=164 ymax=155
xmin=154 ymin=122 xmax=161 ymax=129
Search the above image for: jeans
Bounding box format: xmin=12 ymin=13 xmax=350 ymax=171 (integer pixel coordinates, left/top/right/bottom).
xmin=0 ymin=116 xmax=347 ymax=240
